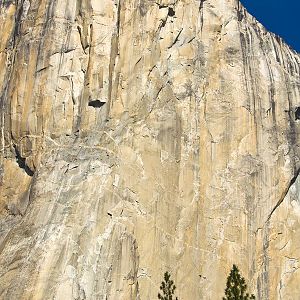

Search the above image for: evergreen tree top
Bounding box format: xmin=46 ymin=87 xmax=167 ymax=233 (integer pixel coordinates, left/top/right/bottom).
xmin=223 ymin=264 xmax=255 ymax=300
xmin=158 ymin=271 xmax=179 ymax=300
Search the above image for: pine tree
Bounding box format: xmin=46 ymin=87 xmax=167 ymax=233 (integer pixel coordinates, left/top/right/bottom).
xmin=223 ymin=265 xmax=255 ymax=300
xmin=158 ymin=271 xmax=179 ymax=300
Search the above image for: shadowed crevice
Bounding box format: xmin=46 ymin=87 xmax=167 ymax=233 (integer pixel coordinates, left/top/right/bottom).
xmin=295 ymin=107 xmax=300 ymax=120
xmin=88 ymin=100 xmax=106 ymax=108
xmin=13 ymin=145 xmax=34 ymax=177
xmin=266 ymin=167 xmax=300 ymax=223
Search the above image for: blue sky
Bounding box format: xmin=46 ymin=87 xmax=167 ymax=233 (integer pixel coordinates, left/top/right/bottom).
xmin=240 ymin=0 xmax=300 ymax=53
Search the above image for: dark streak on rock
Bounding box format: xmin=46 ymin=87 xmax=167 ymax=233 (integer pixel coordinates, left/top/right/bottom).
xmin=266 ymin=167 xmax=300 ymax=223
xmin=107 ymin=0 xmax=121 ymax=106
xmin=199 ymin=0 xmax=206 ymax=33
xmin=13 ymin=145 xmax=34 ymax=176
xmin=168 ymin=28 xmax=183 ymax=49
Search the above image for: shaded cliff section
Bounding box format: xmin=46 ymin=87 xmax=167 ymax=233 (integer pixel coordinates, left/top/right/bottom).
xmin=0 ymin=0 xmax=300 ymax=299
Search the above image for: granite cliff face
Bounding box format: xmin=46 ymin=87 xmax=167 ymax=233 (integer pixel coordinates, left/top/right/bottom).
xmin=0 ymin=0 xmax=300 ymax=299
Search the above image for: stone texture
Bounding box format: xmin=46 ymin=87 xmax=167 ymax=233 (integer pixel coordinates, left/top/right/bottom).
xmin=0 ymin=0 xmax=300 ymax=299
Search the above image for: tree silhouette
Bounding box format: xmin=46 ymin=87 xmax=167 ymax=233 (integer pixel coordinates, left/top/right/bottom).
xmin=158 ymin=271 xmax=178 ymax=300
xmin=223 ymin=265 xmax=255 ymax=300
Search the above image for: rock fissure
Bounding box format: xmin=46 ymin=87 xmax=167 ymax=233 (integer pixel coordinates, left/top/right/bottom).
xmin=13 ymin=145 xmax=34 ymax=176
xmin=266 ymin=167 xmax=300 ymax=223
xmin=168 ymin=28 xmax=183 ymax=49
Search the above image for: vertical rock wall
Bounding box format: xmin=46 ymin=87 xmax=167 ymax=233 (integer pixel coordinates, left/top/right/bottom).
xmin=0 ymin=0 xmax=300 ymax=299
